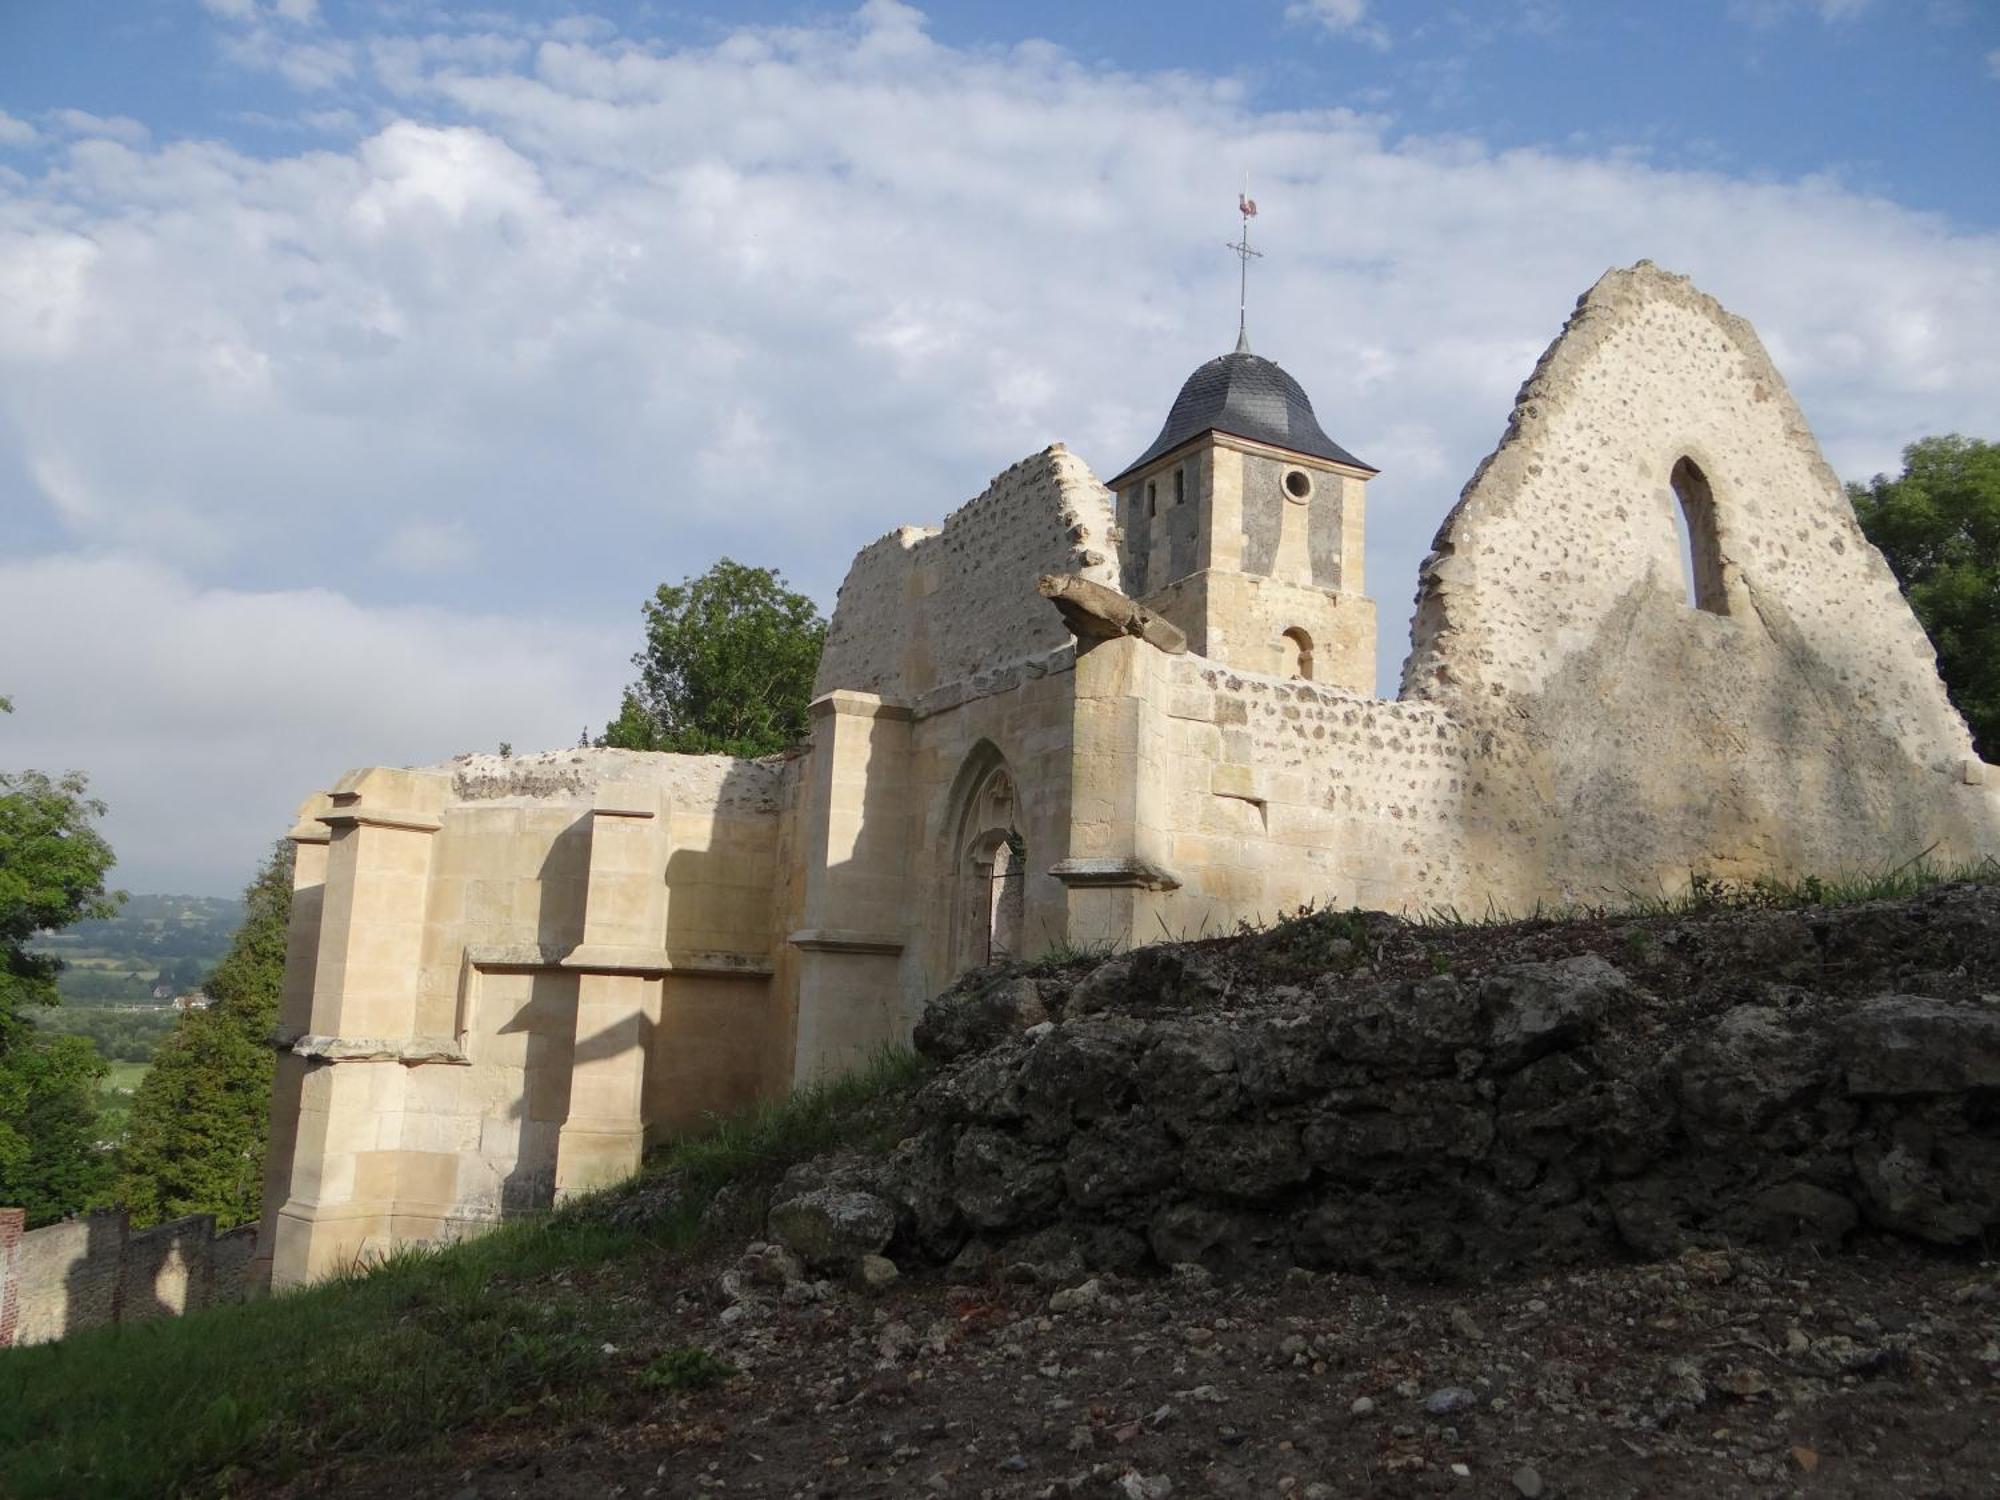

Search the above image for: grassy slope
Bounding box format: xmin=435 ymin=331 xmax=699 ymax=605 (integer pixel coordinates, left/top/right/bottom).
xmin=5 ymin=857 xmax=1995 ymax=1498
xmin=0 ymin=1050 xmax=922 ymax=1500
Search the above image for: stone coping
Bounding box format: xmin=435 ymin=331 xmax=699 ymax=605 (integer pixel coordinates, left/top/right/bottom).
xmin=1049 ymin=856 xmax=1183 ymax=892
xmin=787 ymin=929 xmax=906 ymax=956
xmin=286 ymin=1034 xmax=470 ymax=1065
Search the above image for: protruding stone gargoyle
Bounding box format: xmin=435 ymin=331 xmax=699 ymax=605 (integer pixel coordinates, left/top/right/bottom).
xmin=1037 ymin=573 xmax=1188 ymax=654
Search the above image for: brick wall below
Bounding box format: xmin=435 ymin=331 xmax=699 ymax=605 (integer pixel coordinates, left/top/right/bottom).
xmin=2 ymin=1208 xmax=257 ymax=1347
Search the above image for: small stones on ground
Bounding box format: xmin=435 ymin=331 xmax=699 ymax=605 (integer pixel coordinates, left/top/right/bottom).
xmin=1349 ymin=1396 xmax=1376 ymax=1416
xmin=856 ymin=1254 xmax=900 ymax=1293
xmin=1116 ymin=1472 xmax=1172 ymax=1499
xmin=1512 ymin=1464 xmax=1545 ymax=1497
xmin=1048 ymin=1279 xmax=1103 ymax=1314
xmin=1422 ymin=1387 xmax=1479 ymax=1418
xmin=1712 ymin=1366 xmax=1771 ymax=1398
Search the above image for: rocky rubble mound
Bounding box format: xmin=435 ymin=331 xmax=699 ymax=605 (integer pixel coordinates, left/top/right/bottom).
xmin=771 ymin=883 xmax=2000 ymax=1283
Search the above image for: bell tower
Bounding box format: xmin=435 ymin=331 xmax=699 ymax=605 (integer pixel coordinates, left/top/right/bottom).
xmin=1106 ymin=340 xmax=1379 ymax=694
xmin=1107 ymin=190 xmax=1378 ymax=690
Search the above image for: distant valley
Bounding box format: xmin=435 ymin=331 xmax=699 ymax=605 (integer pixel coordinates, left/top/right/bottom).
xmin=28 ymin=894 xmax=248 ymax=1143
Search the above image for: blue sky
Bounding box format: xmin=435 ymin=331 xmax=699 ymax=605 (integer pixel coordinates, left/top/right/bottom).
xmin=1 ymin=0 xmax=1997 ymax=892
xmin=7 ymin=1 xmax=1995 ymax=222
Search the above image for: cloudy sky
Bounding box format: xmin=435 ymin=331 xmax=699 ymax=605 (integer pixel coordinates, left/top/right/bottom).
xmin=1 ymin=0 xmax=1996 ymax=895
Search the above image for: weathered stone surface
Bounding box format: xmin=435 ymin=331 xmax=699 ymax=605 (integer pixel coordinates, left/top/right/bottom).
xmin=1479 ymin=955 xmax=1627 ymax=1071
xmin=914 ymin=974 xmax=1049 ymax=1065
xmin=1674 ymin=1005 xmax=1832 ymax=1139
xmin=1037 ymin=572 xmax=1189 ymax=655
xmin=766 ymin=1188 xmax=898 ymax=1270
xmin=951 ymin=1128 xmax=1062 ymax=1230
xmin=823 ymin=891 xmax=2000 ymax=1283
xmin=1063 ymin=1117 xmax=1179 ymax=1208
xmin=766 ymin=1157 xmax=905 ymax=1270
xmin=1837 ymin=995 xmax=2000 ymax=1097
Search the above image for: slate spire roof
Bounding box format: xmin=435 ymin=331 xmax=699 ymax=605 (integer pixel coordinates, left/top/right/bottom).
xmin=1111 ymin=342 xmax=1375 ymax=486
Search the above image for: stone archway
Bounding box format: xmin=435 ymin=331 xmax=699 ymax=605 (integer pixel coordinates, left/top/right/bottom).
xmin=948 ymin=750 xmax=1026 ymax=975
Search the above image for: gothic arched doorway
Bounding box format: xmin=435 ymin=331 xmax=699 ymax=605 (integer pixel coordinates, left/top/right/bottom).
xmin=949 ymin=751 xmax=1027 ymax=974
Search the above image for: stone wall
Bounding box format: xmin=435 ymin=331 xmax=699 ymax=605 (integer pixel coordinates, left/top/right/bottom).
xmin=1151 ymin=657 xmax=1491 ymax=921
xmin=263 ymin=747 xmax=798 ymax=1289
xmin=1399 ymin=262 xmax=1998 ymax=898
xmin=815 ymin=445 xmax=1118 ymax=702
xmin=1062 ymin=263 xmax=1998 ymax=943
xmin=778 ymin=881 xmax=2000 ymax=1284
xmin=2 ymin=1210 xmax=257 ymax=1346
xmin=904 ymin=651 xmax=1079 ymax=1011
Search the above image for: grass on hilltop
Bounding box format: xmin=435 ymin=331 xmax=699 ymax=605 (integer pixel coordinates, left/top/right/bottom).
xmin=0 ymin=1047 xmax=923 ymax=1500
xmin=1409 ymin=850 xmax=2000 ymax=929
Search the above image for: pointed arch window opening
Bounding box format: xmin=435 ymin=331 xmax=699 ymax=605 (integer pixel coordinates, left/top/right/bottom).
xmin=949 ymin=755 xmax=1030 ymax=975
xmin=988 ymin=830 xmax=1027 ymax=966
xmin=1670 ymin=457 xmax=1729 ymax=616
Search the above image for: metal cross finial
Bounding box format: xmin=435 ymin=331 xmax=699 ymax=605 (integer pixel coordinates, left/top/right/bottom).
xmin=1227 ymin=178 xmax=1261 ymax=353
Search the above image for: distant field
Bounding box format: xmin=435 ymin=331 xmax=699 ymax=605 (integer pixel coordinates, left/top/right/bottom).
xmin=94 ymin=1063 xmax=149 ymax=1147
xmin=32 ymin=892 xmax=244 ymax=1005
xmin=101 ymin=1061 xmax=149 ymax=1094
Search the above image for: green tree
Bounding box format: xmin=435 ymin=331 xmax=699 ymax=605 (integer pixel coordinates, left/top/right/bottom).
xmin=120 ymin=842 xmax=293 ymax=1228
xmin=1851 ymin=436 xmax=2000 ymax=760
xmin=599 ymin=558 xmax=827 ymax=756
xmin=0 ymin=696 xmax=122 ymax=1224
xmin=1 ymin=1035 xmax=112 ymax=1224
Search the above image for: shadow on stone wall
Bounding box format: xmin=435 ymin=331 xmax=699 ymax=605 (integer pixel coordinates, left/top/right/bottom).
xmin=1 ymin=1208 xmax=257 ymax=1347
xmin=1522 ymin=581 xmax=1987 ymax=903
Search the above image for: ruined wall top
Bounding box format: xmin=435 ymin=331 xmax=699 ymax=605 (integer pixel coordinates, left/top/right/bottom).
xmin=813 ymin=444 xmax=1120 ymax=702
xmin=1399 ymin=261 xmax=1976 ymax=771
xmin=434 ymin=747 xmax=788 ymax=815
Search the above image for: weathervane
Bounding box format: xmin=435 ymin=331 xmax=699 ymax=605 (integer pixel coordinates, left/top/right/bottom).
xmin=1227 ymin=177 xmax=1261 ymax=354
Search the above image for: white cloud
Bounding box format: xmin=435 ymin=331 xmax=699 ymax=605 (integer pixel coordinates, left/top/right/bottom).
xmin=1286 ymin=0 xmax=1392 ymax=47
xmin=202 ymin=0 xmax=356 ymax=90
xmin=0 ymin=555 xmax=618 ymax=893
xmin=224 ymin=31 xmax=357 ymax=90
xmin=4 ymin=2 xmax=1997 ymax=890
xmin=0 ymin=112 xmax=37 ymax=148
xmin=1729 ymin=0 xmax=1872 ymax=23
xmin=303 ymin=108 xmax=361 ymax=132
xmin=379 ymin=517 xmax=478 ymax=574
xmin=49 ymin=109 xmax=151 ymax=146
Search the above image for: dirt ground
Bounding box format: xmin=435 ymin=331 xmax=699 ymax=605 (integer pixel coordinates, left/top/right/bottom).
xmin=282 ymin=1233 xmax=2000 ymax=1500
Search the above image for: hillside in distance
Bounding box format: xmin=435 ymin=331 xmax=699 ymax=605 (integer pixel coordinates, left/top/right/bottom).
xmin=32 ymin=893 xmax=247 ymax=1004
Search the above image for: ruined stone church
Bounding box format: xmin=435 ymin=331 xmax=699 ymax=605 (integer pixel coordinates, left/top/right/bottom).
xmin=255 ymin=263 xmax=2000 ymax=1289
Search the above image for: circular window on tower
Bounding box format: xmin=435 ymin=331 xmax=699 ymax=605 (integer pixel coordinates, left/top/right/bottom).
xmin=1283 ymin=468 xmax=1315 ymax=503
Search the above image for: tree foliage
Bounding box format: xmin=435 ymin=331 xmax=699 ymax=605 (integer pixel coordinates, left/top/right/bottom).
xmin=0 ymin=696 xmax=122 ymax=1223
xmin=0 ymin=1035 xmax=112 ymax=1225
xmin=120 ymin=841 xmax=293 ymax=1229
xmin=598 ymin=558 xmax=827 ymax=756
xmin=1851 ymin=435 xmax=2000 ymax=760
